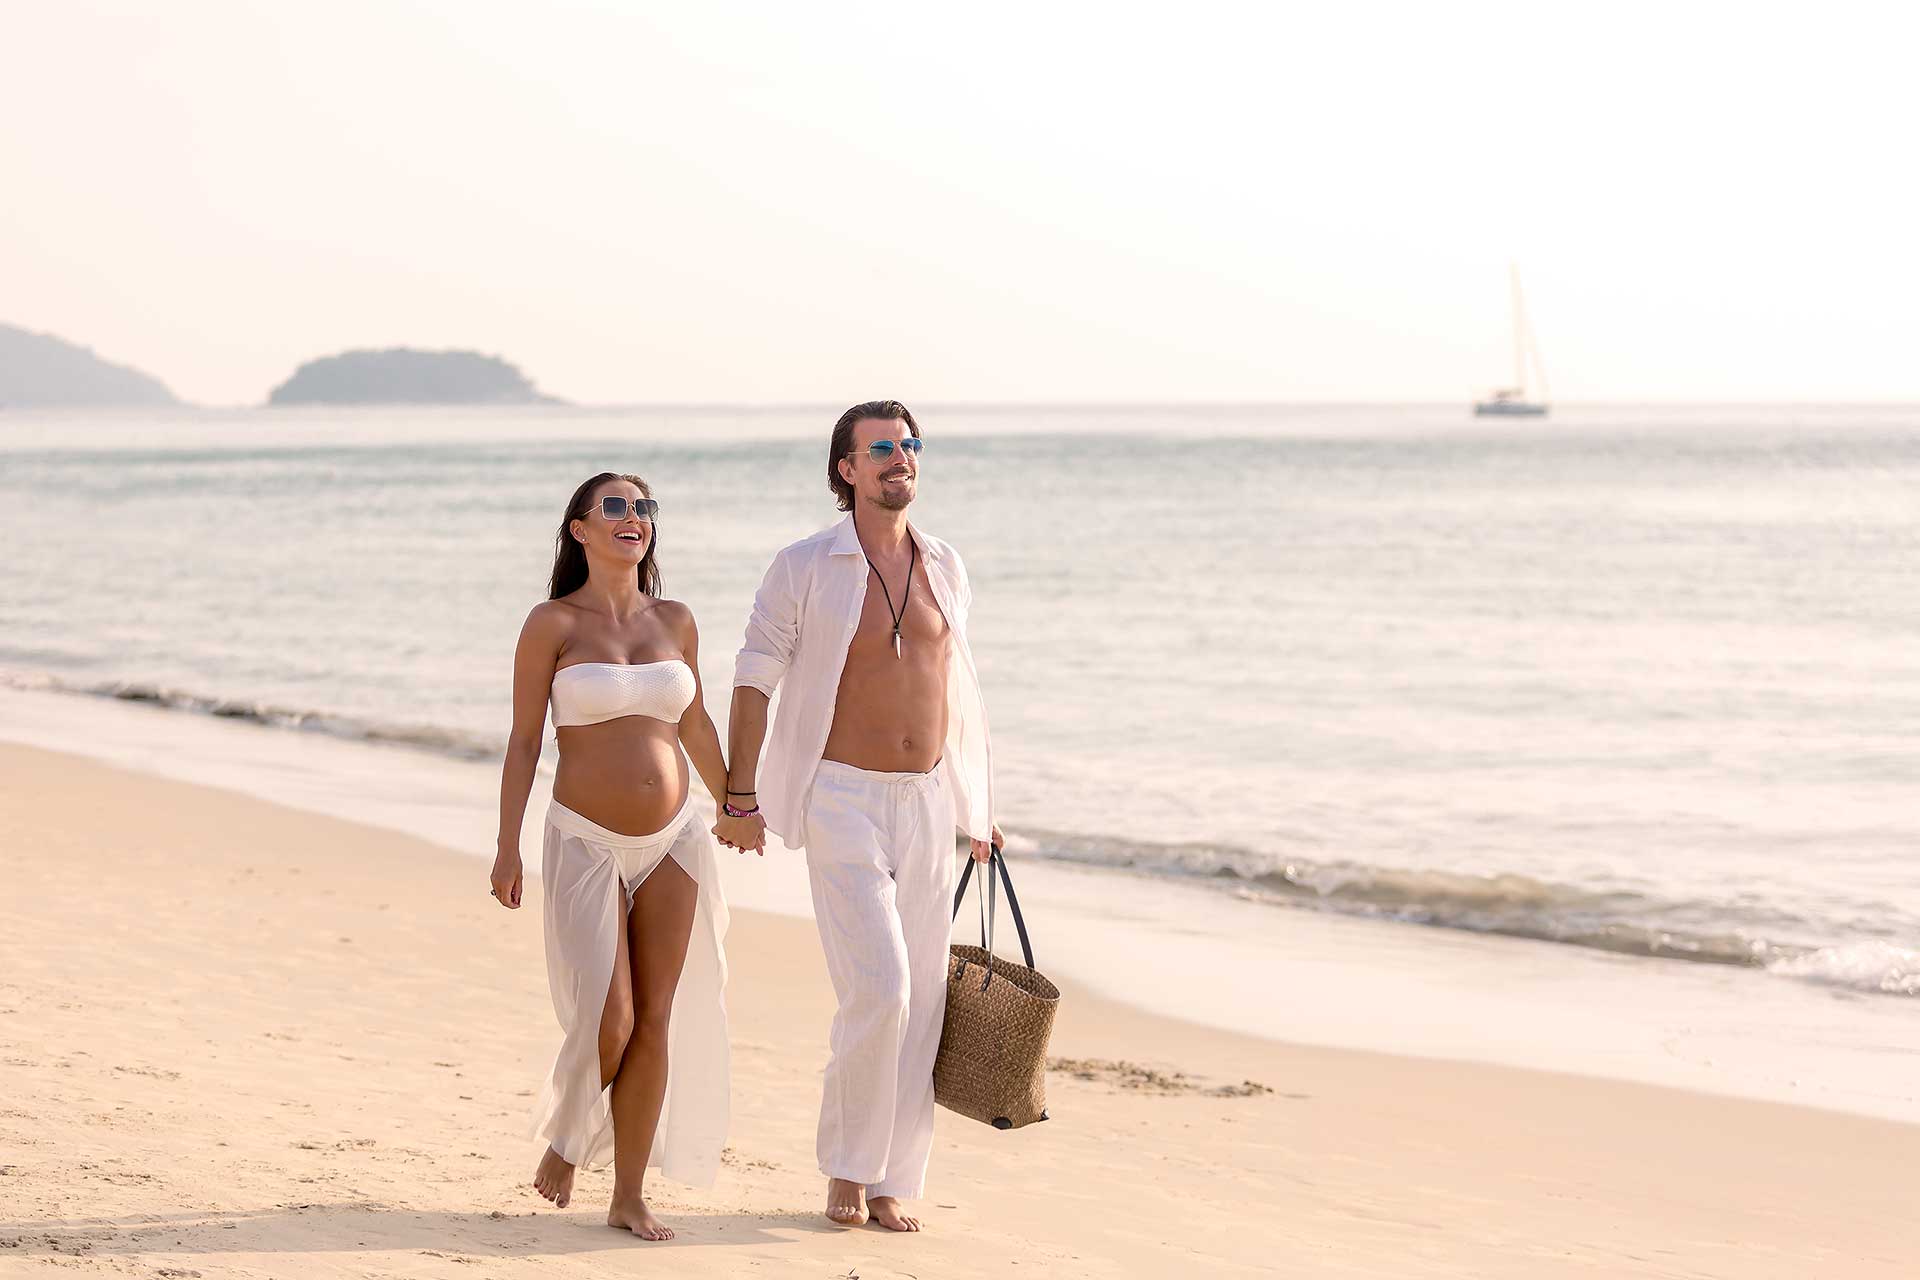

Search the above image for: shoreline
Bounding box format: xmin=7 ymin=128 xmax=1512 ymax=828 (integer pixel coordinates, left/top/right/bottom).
xmin=2 ymin=742 xmax=1916 ymax=1278
xmin=2 ymin=680 xmax=1917 ymax=1129
xmin=16 ymin=662 xmax=1915 ymax=994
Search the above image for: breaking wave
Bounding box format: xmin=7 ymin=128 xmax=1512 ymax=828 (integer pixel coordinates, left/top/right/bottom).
xmin=0 ymin=669 xmax=502 ymax=761
xmin=1008 ymin=827 xmax=1918 ymax=997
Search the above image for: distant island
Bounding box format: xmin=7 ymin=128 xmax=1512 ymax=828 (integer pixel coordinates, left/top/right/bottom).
xmin=267 ymin=348 xmax=563 ymax=406
xmin=0 ymin=323 xmax=180 ymax=407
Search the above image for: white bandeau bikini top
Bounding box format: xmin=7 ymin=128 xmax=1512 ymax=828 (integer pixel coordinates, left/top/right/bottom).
xmin=550 ymin=660 xmax=696 ymax=728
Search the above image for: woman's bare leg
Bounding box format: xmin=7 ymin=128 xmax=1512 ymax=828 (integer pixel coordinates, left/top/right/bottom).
xmin=606 ymin=854 xmax=698 ymax=1240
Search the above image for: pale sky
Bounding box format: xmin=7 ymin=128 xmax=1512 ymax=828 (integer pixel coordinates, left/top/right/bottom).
xmin=4 ymin=1 xmax=1916 ymax=405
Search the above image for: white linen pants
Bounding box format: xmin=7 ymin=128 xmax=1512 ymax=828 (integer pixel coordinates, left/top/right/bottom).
xmin=803 ymin=757 xmax=958 ymax=1199
xmin=528 ymin=792 xmax=731 ymax=1187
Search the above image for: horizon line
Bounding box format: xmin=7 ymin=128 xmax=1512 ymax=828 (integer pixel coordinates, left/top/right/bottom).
xmin=13 ymin=398 xmax=1920 ymax=413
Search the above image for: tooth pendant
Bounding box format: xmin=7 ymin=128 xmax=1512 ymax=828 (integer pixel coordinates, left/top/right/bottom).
xmin=893 ymin=630 xmax=902 ymax=659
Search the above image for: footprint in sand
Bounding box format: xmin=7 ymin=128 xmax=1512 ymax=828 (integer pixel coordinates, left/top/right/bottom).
xmin=1048 ymin=1056 xmax=1279 ymax=1097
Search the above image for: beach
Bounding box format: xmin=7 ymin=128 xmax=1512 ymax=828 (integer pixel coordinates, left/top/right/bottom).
xmin=3 ymin=741 xmax=1916 ymax=1279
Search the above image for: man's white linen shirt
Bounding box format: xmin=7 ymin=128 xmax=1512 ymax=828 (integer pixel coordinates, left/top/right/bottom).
xmin=732 ymin=514 xmax=995 ymax=848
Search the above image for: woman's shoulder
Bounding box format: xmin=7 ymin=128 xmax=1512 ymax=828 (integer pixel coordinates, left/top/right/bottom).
xmin=650 ymin=597 xmax=696 ymax=633
xmin=522 ymin=597 xmax=579 ymax=641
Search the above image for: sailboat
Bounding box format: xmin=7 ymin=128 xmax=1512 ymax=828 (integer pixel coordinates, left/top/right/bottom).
xmin=1474 ymin=264 xmax=1549 ymax=416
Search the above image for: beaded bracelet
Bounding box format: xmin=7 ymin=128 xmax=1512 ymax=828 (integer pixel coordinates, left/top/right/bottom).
xmin=722 ymin=800 xmax=761 ymax=819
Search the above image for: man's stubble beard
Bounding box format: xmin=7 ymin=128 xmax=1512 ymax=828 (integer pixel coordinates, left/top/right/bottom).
xmin=868 ymin=486 xmax=915 ymax=513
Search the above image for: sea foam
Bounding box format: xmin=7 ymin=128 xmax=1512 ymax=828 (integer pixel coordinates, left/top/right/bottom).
xmin=1767 ymin=941 xmax=1920 ymax=997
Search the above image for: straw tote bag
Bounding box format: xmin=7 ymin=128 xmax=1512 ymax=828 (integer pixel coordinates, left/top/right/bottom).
xmin=934 ymin=847 xmax=1060 ymax=1129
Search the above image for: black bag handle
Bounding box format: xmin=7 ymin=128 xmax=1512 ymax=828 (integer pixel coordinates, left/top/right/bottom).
xmin=950 ymin=843 xmax=1036 ymax=974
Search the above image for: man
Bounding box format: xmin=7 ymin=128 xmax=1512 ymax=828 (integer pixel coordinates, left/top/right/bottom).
xmin=715 ymin=399 xmax=1002 ymax=1233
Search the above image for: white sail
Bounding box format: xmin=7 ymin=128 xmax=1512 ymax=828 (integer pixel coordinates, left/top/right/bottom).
xmin=1475 ymin=265 xmax=1549 ymax=417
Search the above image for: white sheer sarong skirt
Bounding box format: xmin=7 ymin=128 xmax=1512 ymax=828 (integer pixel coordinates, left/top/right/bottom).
xmin=527 ymin=791 xmax=730 ymax=1186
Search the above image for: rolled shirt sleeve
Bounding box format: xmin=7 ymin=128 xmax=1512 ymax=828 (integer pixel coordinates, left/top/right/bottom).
xmin=733 ymin=547 xmax=801 ymax=696
xmin=736 ymin=515 xmax=993 ymax=848
xmin=936 ymin=545 xmax=994 ymax=842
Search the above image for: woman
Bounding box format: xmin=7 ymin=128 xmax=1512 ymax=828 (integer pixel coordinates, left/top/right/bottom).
xmin=491 ymin=472 xmax=743 ymax=1240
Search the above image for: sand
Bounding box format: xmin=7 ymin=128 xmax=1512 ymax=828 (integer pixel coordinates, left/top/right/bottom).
xmin=1 ymin=742 xmax=1915 ymax=1279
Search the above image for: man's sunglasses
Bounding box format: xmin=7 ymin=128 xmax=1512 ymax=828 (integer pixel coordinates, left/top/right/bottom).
xmin=596 ymin=495 xmax=659 ymax=521
xmin=847 ymin=437 xmax=925 ymax=464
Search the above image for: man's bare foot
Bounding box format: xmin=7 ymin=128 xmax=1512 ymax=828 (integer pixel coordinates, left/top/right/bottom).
xmin=825 ymin=1177 xmax=868 ymax=1226
xmin=867 ymin=1195 xmax=921 ymax=1232
xmin=532 ymin=1146 xmax=575 ymax=1208
xmin=608 ymin=1194 xmax=674 ymax=1241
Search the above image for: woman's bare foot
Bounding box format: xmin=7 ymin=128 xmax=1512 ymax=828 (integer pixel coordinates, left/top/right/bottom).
xmin=825 ymin=1177 xmax=868 ymax=1226
xmin=532 ymin=1146 xmax=575 ymax=1208
xmin=867 ymin=1195 xmax=921 ymax=1232
xmin=608 ymin=1194 xmax=674 ymax=1241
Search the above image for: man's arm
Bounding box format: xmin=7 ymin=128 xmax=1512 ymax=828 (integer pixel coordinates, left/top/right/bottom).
xmin=716 ymin=550 xmax=800 ymax=849
xmin=713 ymin=684 xmax=769 ymax=852
xmin=946 ymin=544 xmax=1004 ymax=862
xmin=723 ymin=684 xmax=771 ymax=813
xmin=733 ymin=548 xmax=800 ymax=699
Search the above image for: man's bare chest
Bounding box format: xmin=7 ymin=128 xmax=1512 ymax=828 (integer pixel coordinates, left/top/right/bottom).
xmin=851 ymin=562 xmax=949 ymax=654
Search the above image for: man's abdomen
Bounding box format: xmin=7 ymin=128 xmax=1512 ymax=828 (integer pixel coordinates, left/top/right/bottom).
xmin=822 ymin=644 xmax=950 ymax=774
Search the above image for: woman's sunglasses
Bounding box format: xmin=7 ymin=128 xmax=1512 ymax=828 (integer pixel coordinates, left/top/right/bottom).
xmin=848 ymin=437 xmax=925 ymax=464
xmin=596 ymin=495 xmax=659 ymax=521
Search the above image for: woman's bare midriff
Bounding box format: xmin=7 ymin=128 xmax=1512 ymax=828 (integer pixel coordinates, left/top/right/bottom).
xmin=552 ymin=718 xmax=690 ymax=836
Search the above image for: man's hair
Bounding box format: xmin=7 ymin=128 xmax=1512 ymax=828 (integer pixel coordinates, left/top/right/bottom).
xmin=828 ymin=400 xmax=921 ymax=512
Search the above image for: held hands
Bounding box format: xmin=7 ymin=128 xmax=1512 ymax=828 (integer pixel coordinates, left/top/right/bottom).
xmin=968 ymin=823 xmax=1007 ymax=865
xmin=489 ymin=848 xmax=523 ymax=909
xmin=713 ymin=808 xmax=768 ymax=856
